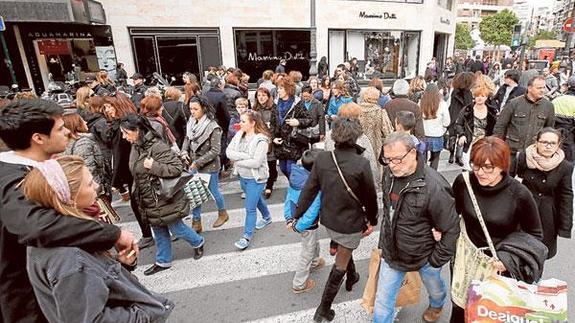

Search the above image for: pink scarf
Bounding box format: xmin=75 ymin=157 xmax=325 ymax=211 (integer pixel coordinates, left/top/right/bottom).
xmin=525 ymin=144 xmax=565 ymax=172
xmin=154 ymin=116 xmax=177 ymax=145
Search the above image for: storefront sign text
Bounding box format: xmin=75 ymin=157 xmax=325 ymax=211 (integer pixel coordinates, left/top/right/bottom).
xmin=27 ymin=31 xmax=93 ymax=39
xmin=359 ymin=11 xmax=397 ymax=19
xmin=440 ymin=17 xmax=451 ymax=25
xmin=247 ymin=52 xmax=307 ymax=62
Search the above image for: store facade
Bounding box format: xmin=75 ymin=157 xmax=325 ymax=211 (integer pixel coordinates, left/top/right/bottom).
xmin=95 ymin=0 xmax=456 ymax=83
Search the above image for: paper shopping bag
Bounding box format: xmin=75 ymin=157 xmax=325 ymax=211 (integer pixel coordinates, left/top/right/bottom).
xmin=396 ymin=271 xmax=422 ymax=307
xmin=465 ymin=275 xmax=568 ymax=323
xmin=361 ymin=249 xmax=382 ymax=314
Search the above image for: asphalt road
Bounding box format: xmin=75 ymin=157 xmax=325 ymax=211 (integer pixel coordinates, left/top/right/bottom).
xmin=115 ymin=151 xmax=574 ymax=322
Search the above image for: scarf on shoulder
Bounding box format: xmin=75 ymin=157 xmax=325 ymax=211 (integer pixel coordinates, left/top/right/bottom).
xmin=525 ymin=144 xmax=565 ymax=172
xmin=154 ymin=115 xmax=177 ymax=145
xmin=187 ymin=114 xmax=212 ymax=152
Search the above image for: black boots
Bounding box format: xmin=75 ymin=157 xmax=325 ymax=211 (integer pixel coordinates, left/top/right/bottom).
xmin=313 ymin=265 xmax=346 ymax=322
xmin=345 ymin=258 xmax=360 ymax=291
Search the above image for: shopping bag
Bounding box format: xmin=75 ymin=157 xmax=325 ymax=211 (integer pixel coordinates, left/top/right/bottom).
xmin=182 ymin=175 xmax=213 ymax=209
xmin=361 ymin=249 xmax=382 ymax=313
xmin=361 ymin=249 xmax=422 ymax=314
xmin=465 ymin=275 xmax=568 ymax=323
xmin=396 ymin=271 xmax=422 ymax=307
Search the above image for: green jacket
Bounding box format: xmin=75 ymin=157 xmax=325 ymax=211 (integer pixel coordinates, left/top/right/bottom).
xmin=130 ymin=133 xmax=189 ymax=226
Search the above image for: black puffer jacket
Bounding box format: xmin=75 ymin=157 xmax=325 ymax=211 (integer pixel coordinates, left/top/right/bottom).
xmin=272 ymin=98 xmax=312 ymax=161
xmin=454 ymin=104 xmax=498 ymax=153
xmin=130 ymin=133 xmax=189 ymax=226
xmin=379 ymin=158 xmax=460 ymax=271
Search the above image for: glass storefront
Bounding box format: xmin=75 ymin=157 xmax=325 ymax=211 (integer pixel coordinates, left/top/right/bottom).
xmin=129 ymin=28 xmax=221 ymax=85
xmin=328 ymin=29 xmax=420 ymax=80
xmin=234 ymin=29 xmax=310 ymax=81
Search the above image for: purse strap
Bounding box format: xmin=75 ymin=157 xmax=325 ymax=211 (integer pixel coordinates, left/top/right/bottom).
xmin=331 ymin=151 xmax=367 ymax=213
xmin=462 ymin=172 xmax=499 ymax=260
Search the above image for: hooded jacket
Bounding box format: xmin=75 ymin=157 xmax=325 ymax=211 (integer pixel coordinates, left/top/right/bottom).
xmin=283 ymin=164 xmax=322 ymax=232
xmin=0 ymin=152 xmax=120 ymax=323
xmin=226 ymin=132 xmax=270 ymax=183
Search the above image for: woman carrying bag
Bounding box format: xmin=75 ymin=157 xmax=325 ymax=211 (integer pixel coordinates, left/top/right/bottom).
xmin=121 ymin=115 xmax=204 ymax=276
xmin=181 ymin=96 xmax=228 ymax=233
xmin=517 ymin=128 xmax=573 ymax=259
xmin=226 ymin=110 xmax=272 ymax=250
xmin=450 ymin=136 xmax=544 ymax=322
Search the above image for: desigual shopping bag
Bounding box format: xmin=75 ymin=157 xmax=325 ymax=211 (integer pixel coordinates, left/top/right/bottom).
xmin=361 ymin=249 xmax=422 ymax=314
xmin=182 ymin=174 xmax=213 ymax=209
xmin=466 ymin=275 xmax=568 ymax=323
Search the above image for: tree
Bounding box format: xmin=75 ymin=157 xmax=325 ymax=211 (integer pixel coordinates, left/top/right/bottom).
xmin=479 ymin=9 xmax=519 ymax=47
xmin=528 ymin=30 xmax=558 ymax=49
xmin=455 ymin=23 xmax=475 ymax=50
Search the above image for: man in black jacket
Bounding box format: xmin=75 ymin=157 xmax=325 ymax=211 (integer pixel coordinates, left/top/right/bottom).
xmin=0 ymin=99 xmax=138 ymax=323
xmin=129 ymin=73 xmax=147 ymax=111
xmin=205 ymin=75 xmax=231 ymax=172
xmin=374 ymin=132 xmax=459 ymax=323
xmin=296 ymin=86 xmax=325 ymax=142
xmin=470 ymin=55 xmax=484 ymax=74
xmin=491 ymin=69 xmax=526 ymax=111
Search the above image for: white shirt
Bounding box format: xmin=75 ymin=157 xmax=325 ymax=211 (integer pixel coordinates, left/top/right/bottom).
xmin=422 ymin=100 xmax=450 ymax=137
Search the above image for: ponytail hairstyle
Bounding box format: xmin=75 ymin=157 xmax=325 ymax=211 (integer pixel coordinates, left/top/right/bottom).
xmin=242 ymin=110 xmax=270 ymax=139
xmin=188 ymin=95 xmax=216 ymax=120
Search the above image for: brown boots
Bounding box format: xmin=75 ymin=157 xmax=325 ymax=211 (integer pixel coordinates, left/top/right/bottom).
xmin=192 ymin=219 xmax=203 ymax=233
xmin=212 ymin=210 xmax=229 ymax=228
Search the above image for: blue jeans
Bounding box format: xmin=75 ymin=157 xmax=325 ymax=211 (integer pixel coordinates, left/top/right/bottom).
xmin=240 ymin=177 xmax=271 ymax=239
xmin=373 ymin=260 xmax=447 ymax=323
xmin=279 ymin=159 xmax=297 ymax=178
xmin=152 ymin=219 xmax=204 ymax=267
xmin=190 ymin=172 xmax=226 ymax=221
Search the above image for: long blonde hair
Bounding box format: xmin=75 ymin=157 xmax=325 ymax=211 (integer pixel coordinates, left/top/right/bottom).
xmin=96 ymin=70 xmax=114 ymax=87
xmin=75 ymin=86 xmax=92 ymax=110
xmin=22 ymin=156 xmax=93 ymax=220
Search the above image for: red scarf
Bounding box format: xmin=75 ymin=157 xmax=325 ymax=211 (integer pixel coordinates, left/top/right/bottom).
xmin=155 ymin=115 xmax=177 ymax=145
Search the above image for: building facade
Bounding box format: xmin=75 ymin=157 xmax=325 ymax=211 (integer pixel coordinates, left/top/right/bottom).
xmin=99 ymin=0 xmax=456 ymax=83
xmin=456 ymin=0 xmax=514 ymax=30
xmin=553 ymin=0 xmax=575 ymax=41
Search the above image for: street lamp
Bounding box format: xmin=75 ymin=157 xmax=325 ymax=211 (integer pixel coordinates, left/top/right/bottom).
xmin=309 ymin=0 xmax=318 ymax=77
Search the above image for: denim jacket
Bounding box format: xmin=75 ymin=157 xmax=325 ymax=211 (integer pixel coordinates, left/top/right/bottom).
xmin=283 ymin=164 xmax=321 ymax=232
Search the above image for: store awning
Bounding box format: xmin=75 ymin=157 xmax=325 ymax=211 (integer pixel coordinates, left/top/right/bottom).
xmin=0 ymin=0 xmax=105 ymax=24
xmin=534 ymin=39 xmax=565 ymax=49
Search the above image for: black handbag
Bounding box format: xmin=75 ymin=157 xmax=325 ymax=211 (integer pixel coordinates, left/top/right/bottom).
xmin=290 ymin=125 xmax=320 ymax=145
xmin=157 ymin=169 xmax=194 ymax=199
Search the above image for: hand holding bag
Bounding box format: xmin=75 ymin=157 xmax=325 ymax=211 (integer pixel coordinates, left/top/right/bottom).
xmin=182 ymin=174 xmax=213 ymax=209
xmin=451 ymin=172 xmax=498 ymax=308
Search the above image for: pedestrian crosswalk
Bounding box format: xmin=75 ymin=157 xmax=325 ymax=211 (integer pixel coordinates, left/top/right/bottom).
xmin=115 ymin=159 xmax=463 ymax=322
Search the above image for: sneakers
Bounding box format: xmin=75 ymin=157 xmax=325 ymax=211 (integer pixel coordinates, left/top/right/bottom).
xmin=292 ymin=279 xmax=316 ymax=294
xmin=255 ymin=218 xmax=272 ymax=230
xmin=422 ymin=306 xmax=443 ymax=322
xmin=143 ymin=264 xmax=170 ymax=276
xmin=234 ymin=237 xmax=250 ymax=250
xmin=240 ymin=192 xmax=246 ymax=199
xmin=138 ymin=237 xmax=155 ymax=250
xmin=310 ymin=257 xmax=326 ymax=272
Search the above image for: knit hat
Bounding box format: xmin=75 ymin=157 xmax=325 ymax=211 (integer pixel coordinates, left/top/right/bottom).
xmin=392 ymin=79 xmax=409 ymax=96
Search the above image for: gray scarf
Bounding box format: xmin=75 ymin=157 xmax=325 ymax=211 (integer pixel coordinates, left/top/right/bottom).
xmin=187 ymin=114 xmax=212 ymax=152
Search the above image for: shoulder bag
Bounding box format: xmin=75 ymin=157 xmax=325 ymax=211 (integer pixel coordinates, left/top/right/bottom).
xmin=451 ymin=171 xmax=498 ymax=308
xmin=331 ymin=151 xmax=367 ymax=215
xmin=147 ymin=150 xmax=194 ymax=200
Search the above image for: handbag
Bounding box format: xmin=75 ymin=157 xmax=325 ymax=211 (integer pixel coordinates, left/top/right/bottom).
xmin=361 ymin=249 xmax=422 ymax=314
xmin=182 ymin=175 xmax=213 ymax=209
xmin=330 ymin=151 xmax=367 ymax=214
xmin=290 ymin=125 xmax=320 ymax=145
xmin=451 ymin=172 xmax=498 ymax=308
xmin=157 ymin=169 xmax=194 ymax=200
xmin=95 ymin=198 xmax=121 ymax=224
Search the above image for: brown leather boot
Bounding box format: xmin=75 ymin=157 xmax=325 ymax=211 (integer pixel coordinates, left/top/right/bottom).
xmin=212 ymin=210 xmax=229 ymax=228
xmin=422 ymin=306 xmax=443 ymax=322
xmin=192 ymin=219 xmax=203 ymax=233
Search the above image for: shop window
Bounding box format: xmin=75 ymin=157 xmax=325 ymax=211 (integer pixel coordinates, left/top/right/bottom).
xmin=133 ymin=37 xmax=157 ymax=79
xmin=157 ymin=37 xmax=199 ymax=85
xmin=235 ymin=29 xmax=310 ymax=81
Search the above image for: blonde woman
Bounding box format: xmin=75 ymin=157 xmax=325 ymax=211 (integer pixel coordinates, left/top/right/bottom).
xmin=408 ymin=75 xmax=426 ymax=103
xmin=96 ymin=69 xmax=117 ymax=93
xmin=22 ymin=156 xmax=173 ymax=322
xmin=74 ymin=86 xmax=92 ymax=111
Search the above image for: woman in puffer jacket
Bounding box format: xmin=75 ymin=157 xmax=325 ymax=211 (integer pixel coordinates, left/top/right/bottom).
xmin=122 ymin=115 xmax=204 ymax=276
xmin=226 ymin=110 xmax=272 ymax=251
xmin=181 ymin=96 xmax=228 ymax=233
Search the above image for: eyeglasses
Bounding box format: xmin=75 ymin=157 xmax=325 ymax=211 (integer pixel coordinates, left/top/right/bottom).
xmin=470 ymin=163 xmax=495 ymax=174
xmin=537 ymin=140 xmax=558 ymax=147
xmin=381 ymin=149 xmax=413 ymax=165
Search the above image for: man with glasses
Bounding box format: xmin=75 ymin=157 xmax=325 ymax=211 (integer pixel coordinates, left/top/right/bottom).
xmin=374 ymin=132 xmax=459 ymax=323
xmin=494 ymin=76 xmax=555 ymax=177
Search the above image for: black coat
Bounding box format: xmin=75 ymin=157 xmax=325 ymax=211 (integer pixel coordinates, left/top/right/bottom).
xmin=496 ymin=232 xmax=548 ymax=283
xmin=272 ymin=99 xmax=312 ymax=161
xmin=223 ymin=84 xmax=243 ymax=118
xmin=108 ymin=119 xmax=134 ymax=188
xmin=454 ymin=104 xmax=498 ymax=152
xmin=205 ymin=88 xmax=231 ymax=133
xmin=492 ymin=84 xmax=527 ymax=111
xmin=295 ymin=146 xmax=378 ymax=234
xmin=162 ymin=100 xmax=188 ymax=147
xmin=295 ymin=98 xmax=326 ymax=136
xmin=516 ymin=154 xmax=573 ymax=258
xmin=470 ymin=60 xmax=484 ymax=74
xmin=448 ymin=89 xmax=474 ymax=136
xmin=379 ymin=158 xmax=460 ymax=271
xmin=0 ymin=160 xmax=120 ymax=323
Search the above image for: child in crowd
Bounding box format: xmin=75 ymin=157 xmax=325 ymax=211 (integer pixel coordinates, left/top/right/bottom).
xmin=284 ymin=149 xmax=325 ymax=294
xmin=227 ymin=97 xmax=249 ymax=142
xmin=394 ymin=110 xmax=426 ymax=154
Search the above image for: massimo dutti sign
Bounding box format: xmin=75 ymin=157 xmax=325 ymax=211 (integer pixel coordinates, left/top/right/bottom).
xmin=359 ymin=11 xmax=397 ymax=19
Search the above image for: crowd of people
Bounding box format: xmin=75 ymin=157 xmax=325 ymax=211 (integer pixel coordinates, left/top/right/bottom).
xmin=0 ymin=51 xmax=573 ymax=323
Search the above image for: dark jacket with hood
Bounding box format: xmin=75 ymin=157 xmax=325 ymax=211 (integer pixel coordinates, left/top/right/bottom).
xmin=454 ymin=103 xmax=498 ymax=153
xmin=205 ymin=88 xmax=231 ymax=133
xmin=379 ymin=157 xmax=460 ymax=271
xmin=0 ymin=152 xmax=120 ymax=323
xmin=27 ymin=247 xmax=173 ymax=323
xmin=496 ymin=232 xmax=548 ymax=283
xmin=295 ymin=145 xmax=378 ymax=234
xmin=448 ymin=88 xmax=474 ymax=136
xmin=130 ymin=133 xmax=189 ymax=226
